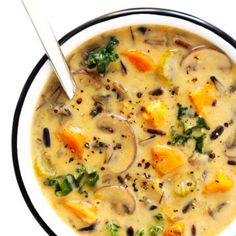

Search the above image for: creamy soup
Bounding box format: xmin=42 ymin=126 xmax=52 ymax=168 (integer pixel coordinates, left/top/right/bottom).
xmin=31 ymin=25 xmax=236 ymax=236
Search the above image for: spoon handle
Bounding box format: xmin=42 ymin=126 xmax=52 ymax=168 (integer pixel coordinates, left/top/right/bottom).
xmin=21 ymin=0 xmax=76 ymax=99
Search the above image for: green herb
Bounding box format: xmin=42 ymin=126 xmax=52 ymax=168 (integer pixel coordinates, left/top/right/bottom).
xmin=85 ymin=37 xmax=119 ymax=74
xmin=154 ymin=213 xmax=164 ymax=221
xmin=106 ymin=223 xmax=121 ymax=236
xmin=44 ymin=166 xmax=99 ymax=197
xmin=170 ymin=126 xmax=190 ymax=146
xmin=54 ymin=174 xmax=76 ymax=197
xmin=194 ymin=134 xmax=206 ymax=153
xmin=135 ymin=229 xmax=146 ymax=236
xmin=177 ymin=103 xmax=188 ymax=120
xmin=149 ymin=225 xmax=164 ymax=235
xmin=170 ymin=103 xmax=210 ymax=153
xmin=185 ymin=117 xmax=209 ymax=135
xmin=87 ymin=171 xmax=99 ymax=186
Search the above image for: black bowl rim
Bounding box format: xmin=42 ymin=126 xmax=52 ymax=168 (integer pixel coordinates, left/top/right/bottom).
xmin=12 ymin=7 xmax=236 ymax=236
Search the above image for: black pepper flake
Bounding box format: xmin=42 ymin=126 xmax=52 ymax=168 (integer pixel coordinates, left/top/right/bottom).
xmin=138 ymin=26 xmax=147 ymax=34
xmin=208 ymin=152 xmax=216 ymax=159
xmin=100 ymin=166 xmax=105 ymax=171
xmin=212 ymin=100 xmax=217 ymax=107
xmin=137 ymin=163 xmax=142 ymax=167
xmin=144 ymin=162 xmax=151 ymax=169
xmin=126 ymin=226 xmax=134 ymax=236
xmin=125 ymin=174 xmax=132 ymax=181
xmin=114 ymin=143 xmax=122 ymax=150
xmin=224 ymin=122 xmax=229 ymax=128
xmin=68 ymin=157 xmax=74 ymax=163
xmin=159 ymin=182 xmax=164 ymax=188
xmin=137 ymin=92 xmax=143 ymax=98
xmin=150 ymin=88 xmax=164 ymax=96
xmin=105 ymin=85 xmax=111 ymax=90
xmin=117 ymin=175 xmax=125 ymax=185
xmin=84 ymin=142 xmax=90 ymax=149
xmin=149 ymin=205 xmax=158 ymax=211
xmin=76 ymin=97 xmax=82 ymax=104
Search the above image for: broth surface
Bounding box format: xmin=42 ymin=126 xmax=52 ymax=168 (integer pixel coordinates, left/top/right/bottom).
xmin=31 ymin=25 xmax=236 ymax=236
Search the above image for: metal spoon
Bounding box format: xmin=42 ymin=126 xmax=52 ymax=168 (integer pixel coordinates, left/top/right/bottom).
xmin=21 ymin=0 xmax=76 ymax=99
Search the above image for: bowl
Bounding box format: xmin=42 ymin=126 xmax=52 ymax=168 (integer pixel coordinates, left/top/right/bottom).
xmin=12 ymin=8 xmax=236 ymax=236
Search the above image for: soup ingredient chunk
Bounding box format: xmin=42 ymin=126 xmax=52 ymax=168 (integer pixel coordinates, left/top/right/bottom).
xmin=189 ymin=83 xmax=216 ymax=116
xmin=44 ymin=166 xmax=99 ymax=197
xmin=106 ymin=223 xmax=121 ymax=236
xmin=59 ymin=126 xmax=86 ymax=158
xmin=157 ymin=49 xmax=181 ymax=82
xmin=85 ymin=36 xmax=119 ymax=74
xmin=181 ymin=46 xmax=232 ymax=72
xmin=174 ymin=173 xmax=197 ymax=197
xmin=96 ymin=113 xmax=137 ymax=173
xmin=149 ymin=225 xmax=164 ymax=235
xmin=152 ymin=145 xmax=185 ymax=176
xmin=142 ymin=100 xmax=168 ymax=128
xmin=122 ymin=50 xmax=156 ymax=72
xmin=204 ymin=170 xmax=233 ymax=194
xmin=164 ymin=221 xmax=185 ymax=236
xmin=62 ymin=199 xmax=97 ymax=224
xmin=95 ymin=186 xmax=136 ymax=215
xmin=34 ymin=153 xmax=56 ymax=178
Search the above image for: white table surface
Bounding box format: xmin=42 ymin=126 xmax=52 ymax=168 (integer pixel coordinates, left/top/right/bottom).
xmin=1 ymin=0 xmax=236 ymax=235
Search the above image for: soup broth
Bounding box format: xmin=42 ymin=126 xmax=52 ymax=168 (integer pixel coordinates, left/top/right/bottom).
xmin=31 ymin=25 xmax=236 ymax=236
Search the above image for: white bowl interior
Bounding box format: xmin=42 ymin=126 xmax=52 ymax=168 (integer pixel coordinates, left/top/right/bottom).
xmin=17 ymin=13 xmax=236 ymax=236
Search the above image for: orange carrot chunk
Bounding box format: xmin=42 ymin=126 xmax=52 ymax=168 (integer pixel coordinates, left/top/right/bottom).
xmin=164 ymin=221 xmax=185 ymax=236
xmin=189 ymin=83 xmax=216 ymax=116
xmin=151 ymin=145 xmax=185 ymax=176
xmin=62 ymin=199 xmax=97 ymax=224
xmin=122 ymin=50 xmax=156 ymax=72
xmin=59 ymin=127 xmax=85 ymax=158
xmin=141 ymin=100 xmax=168 ymax=128
xmin=204 ymin=170 xmax=233 ymax=194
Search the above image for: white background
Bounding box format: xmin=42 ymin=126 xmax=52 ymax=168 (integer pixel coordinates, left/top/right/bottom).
xmin=1 ymin=0 xmax=236 ymax=235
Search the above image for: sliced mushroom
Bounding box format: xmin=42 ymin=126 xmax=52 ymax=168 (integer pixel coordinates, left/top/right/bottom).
xmin=113 ymin=82 xmax=129 ymax=101
xmin=72 ymin=68 xmax=103 ymax=89
xmin=92 ymin=94 xmax=111 ymax=106
xmin=96 ymin=113 xmax=137 ymax=174
xmin=53 ymin=103 xmax=72 ymax=116
xmin=95 ymin=185 xmax=136 ymax=215
xmin=36 ymin=83 xmax=62 ymax=110
xmin=131 ymin=173 xmax=161 ymax=201
xmin=225 ymin=129 xmax=236 ymax=158
xmin=181 ymin=45 xmax=232 ymax=72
